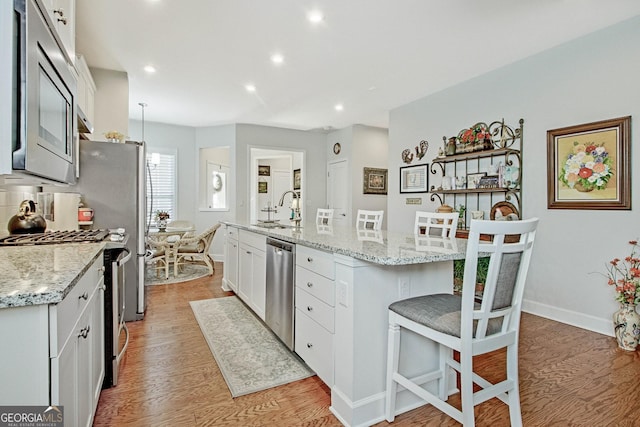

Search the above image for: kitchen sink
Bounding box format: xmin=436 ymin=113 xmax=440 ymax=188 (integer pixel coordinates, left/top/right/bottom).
xmin=252 ymin=222 xmax=293 ymax=229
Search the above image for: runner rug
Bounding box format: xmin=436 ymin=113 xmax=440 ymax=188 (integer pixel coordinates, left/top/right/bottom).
xmin=189 ymin=296 xmax=314 ymax=397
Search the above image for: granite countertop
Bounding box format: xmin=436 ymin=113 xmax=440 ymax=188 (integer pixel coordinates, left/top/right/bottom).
xmin=0 ymin=242 xmax=106 ymax=309
xmin=222 ymin=220 xmax=469 ymax=265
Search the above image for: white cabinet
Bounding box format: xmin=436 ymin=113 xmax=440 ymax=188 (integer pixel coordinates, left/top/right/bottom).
xmin=222 ymin=226 xmax=239 ymax=292
xmin=41 ymin=0 xmax=76 ymax=62
xmin=50 ymin=255 xmax=105 ymax=427
xmin=75 ymin=55 xmax=96 ymax=131
xmin=294 ymin=245 xmax=335 ymax=386
xmin=0 ymin=254 xmax=104 ymax=426
xmin=237 ymin=230 xmax=266 ymax=320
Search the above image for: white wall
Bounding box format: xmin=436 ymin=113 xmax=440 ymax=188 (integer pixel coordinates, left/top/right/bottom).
xmin=235 ymin=124 xmax=327 ymax=223
xmin=91 ymin=68 xmax=129 ymax=140
xmin=387 ymin=16 xmax=640 ymax=336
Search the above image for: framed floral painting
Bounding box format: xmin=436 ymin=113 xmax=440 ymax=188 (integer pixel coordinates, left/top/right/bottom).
xmin=547 ymin=116 xmax=631 ymax=210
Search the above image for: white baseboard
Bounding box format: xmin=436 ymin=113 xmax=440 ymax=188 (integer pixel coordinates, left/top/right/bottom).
xmin=522 ymin=299 xmax=613 ymax=337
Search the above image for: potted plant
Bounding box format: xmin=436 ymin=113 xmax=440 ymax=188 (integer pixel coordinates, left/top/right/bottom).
xmin=605 ymin=240 xmax=640 ymax=350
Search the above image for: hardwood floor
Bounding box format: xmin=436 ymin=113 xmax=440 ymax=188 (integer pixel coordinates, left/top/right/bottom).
xmin=94 ymin=263 xmax=640 ymax=426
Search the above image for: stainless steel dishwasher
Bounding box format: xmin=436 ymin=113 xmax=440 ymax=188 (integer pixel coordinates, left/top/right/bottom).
xmin=265 ymin=237 xmax=296 ymax=350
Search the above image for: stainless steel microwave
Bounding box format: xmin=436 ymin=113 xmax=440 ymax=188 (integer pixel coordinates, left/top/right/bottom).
xmin=0 ymin=0 xmax=76 ymax=185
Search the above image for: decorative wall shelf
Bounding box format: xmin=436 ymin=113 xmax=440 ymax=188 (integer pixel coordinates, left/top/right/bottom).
xmin=429 ymin=118 xmax=524 ymax=230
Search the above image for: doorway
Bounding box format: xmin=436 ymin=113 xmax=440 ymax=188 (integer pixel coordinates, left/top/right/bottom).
xmin=249 ymin=148 xmax=304 ymax=224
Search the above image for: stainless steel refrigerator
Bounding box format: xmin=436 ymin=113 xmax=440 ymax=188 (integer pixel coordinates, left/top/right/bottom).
xmin=75 ymin=139 xmax=147 ymax=321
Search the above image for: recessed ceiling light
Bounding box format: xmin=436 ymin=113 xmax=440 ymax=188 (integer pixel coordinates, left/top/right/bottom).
xmin=245 ymin=84 xmax=256 ymax=93
xmin=144 ymin=65 xmax=156 ymax=73
xmin=334 ymin=104 xmax=344 ymax=112
xmin=271 ymin=53 xmax=284 ymax=65
xmin=307 ymin=10 xmax=324 ymax=23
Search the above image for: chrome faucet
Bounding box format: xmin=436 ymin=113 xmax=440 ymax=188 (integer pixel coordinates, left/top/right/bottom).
xmin=278 ymin=190 xmax=302 ymax=227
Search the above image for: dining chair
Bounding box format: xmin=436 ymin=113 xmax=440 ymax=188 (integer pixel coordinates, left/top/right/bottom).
xmin=316 ymin=208 xmax=334 ymax=225
xmin=173 ymin=223 xmax=221 ymax=276
xmin=356 ymin=209 xmax=384 ymax=230
xmin=414 ymin=210 xmax=459 ymax=237
xmin=145 ymin=237 xmax=171 ymax=279
xmin=167 ymin=219 xmax=196 ymax=238
xmin=385 ymin=218 xmax=539 ymax=426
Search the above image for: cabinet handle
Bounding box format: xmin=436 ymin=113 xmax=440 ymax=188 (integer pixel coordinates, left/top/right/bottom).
xmin=307 ymin=257 xmax=313 ymax=262
xmin=307 ymin=306 xmax=313 ymax=312
xmin=307 ymin=282 xmax=313 ymax=288
xmin=246 ymin=251 xmax=252 ymax=254
xmin=98 ymin=266 xmax=106 ymax=274
xmin=53 ymin=8 xmax=65 ymax=16
xmin=79 ymin=292 xmax=89 ymax=301
xmin=57 ymin=16 xmax=68 ymax=25
xmin=306 ymin=342 xmax=313 ymax=348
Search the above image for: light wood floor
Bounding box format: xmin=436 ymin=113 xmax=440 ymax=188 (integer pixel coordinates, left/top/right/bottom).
xmin=94 ymin=262 xmax=640 ymax=426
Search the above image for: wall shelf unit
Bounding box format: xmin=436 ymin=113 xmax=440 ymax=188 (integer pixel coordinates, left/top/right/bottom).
xmin=429 ymin=118 xmax=524 ymax=235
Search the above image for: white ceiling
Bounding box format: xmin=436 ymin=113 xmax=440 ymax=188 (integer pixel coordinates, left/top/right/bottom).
xmin=76 ymin=0 xmax=640 ymax=131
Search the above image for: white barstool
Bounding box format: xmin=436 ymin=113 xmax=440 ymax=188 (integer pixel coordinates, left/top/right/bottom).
xmin=356 ymin=209 xmax=384 ymax=230
xmin=386 ymin=218 xmax=539 ymax=426
xmin=414 ymin=210 xmax=459 ymax=237
xmin=316 ymin=208 xmax=334 ymax=225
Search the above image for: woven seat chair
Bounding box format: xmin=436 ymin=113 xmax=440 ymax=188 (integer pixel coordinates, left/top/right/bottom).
xmin=173 ymin=223 xmax=221 ymax=276
xmin=145 ymin=237 xmax=171 ymax=279
xmin=386 ymin=218 xmax=539 ymax=426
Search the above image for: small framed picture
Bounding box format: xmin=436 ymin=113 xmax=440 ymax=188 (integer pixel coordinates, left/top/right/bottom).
xmin=478 ymin=175 xmax=499 ymax=189
xmin=258 ymin=182 xmax=268 ymax=193
xmin=363 ymin=167 xmax=388 ymax=195
xmin=293 ymin=169 xmax=301 ymax=190
xmin=400 ymin=164 xmax=429 ymax=193
xmin=466 ymin=172 xmax=487 ymax=190
xmin=258 ymin=165 xmax=270 ymax=176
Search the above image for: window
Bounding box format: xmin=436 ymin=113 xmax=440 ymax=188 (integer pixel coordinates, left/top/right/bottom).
xmin=146 ymin=149 xmax=177 ymax=227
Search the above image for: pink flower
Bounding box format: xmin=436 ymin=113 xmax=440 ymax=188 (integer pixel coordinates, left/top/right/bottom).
xmin=592 ymin=163 xmax=606 ymax=173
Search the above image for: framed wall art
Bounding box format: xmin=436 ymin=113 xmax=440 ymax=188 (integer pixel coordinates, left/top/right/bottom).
xmin=293 ymin=169 xmax=301 ymax=190
xmin=547 ymin=116 xmax=631 ymax=210
xmin=258 ymin=181 xmax=268 ymax=193
xmin=466 ymin=172 xmax=486 ymax=190
xmin=400 ymin=164 xmax=428 ymax=193
xmin=258 ymin=165 xmax=270 ymax=176
xmin=363 ymin=167 xmax=388 ymax=195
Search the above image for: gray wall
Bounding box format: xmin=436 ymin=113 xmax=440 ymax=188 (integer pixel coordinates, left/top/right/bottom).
xmin=387 ymin=16 xmax=640 ymax=335
xmin=91 ymin=68 xmax=129 ymax=140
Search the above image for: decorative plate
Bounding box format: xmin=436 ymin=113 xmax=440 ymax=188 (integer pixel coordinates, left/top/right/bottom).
xmin=490 ymin=201 xmax=519 ymax=220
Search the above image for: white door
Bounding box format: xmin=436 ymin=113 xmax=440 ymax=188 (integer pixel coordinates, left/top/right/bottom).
xmin=327 ymin=160 xmax=349 ymax=227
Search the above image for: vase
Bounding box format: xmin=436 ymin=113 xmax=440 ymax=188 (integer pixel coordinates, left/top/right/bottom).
xmin=574 ymin=182 xmax=593 ymax=192
xmin=158 ymin=219 xmax=168 ymax=232
xmin=613 ymin=304 xmax=640 ymax=351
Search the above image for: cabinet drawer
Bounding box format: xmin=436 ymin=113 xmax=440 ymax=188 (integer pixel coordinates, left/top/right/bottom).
xmin=239 ymin=229 xmax=266 ymax=250
xmin=50 ymin=256 xmax=103 ymax=356
xmin=295 ymin=287 xmax=334 ymax=333
xmin=296 ymin=246 xmax=334 ymax=279
xmin=226 ymin=226 xmax=239 ymax=241
xmin=296 ymin=266 xmax=335 ymax=307
xmin=295 ymin=308 xmax=333 ymax=387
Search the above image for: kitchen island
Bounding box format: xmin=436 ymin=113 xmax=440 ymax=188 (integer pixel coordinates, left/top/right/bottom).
xmin=222 ymin=221 xmax=469 ymax=427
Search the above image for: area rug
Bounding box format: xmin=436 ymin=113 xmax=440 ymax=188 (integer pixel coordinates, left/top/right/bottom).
xmin=145 ymin=264 xmax=210 ymax=285
xmin=190 ymin=296 xmax=314 ymax=397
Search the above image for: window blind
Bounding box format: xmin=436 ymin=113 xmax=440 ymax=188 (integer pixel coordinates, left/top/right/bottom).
xmin=146 ymin=151 xmax=176 ymax=225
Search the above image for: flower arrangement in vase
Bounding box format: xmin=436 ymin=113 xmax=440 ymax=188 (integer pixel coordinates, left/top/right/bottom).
xmin=155 ymin=210 xmax=170 ymax=231
xmin=456 ymin=122 xmax=492 ymax=153
xmin=104 ymin=131 xmax=126 ymax=143
xmin=559 ymin=142 xmax=613 ymax=192
xmin=605 ymin=239 xmax=640 ymax=350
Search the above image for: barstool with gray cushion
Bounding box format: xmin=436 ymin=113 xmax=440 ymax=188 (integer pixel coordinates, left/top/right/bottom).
xmin=385 ymin=218 xmax=539 ymax=426
xmin=356 ymin=209 xmax=384 ymax=230
xmin=414 ymin=210 xmax=459 ymax=237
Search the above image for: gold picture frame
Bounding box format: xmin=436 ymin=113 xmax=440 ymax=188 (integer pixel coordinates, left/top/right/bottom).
xmin=547 ymin=116 xmax=631 ymax=210
xmin=363 ymin=167 xmax=388 ymax=195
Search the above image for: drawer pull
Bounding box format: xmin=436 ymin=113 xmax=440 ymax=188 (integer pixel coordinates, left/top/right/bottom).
xmin=307 ymin=306 xmax=313 ymax=312
xmin=79 ymin=292 xmax=89 ymax=301
xmin=307 ymin=282 xmax=313 ymax=288
xmin=307 ymin=257 xmax=313 ymax=263
xmin=306 ymin=342 xmax=313 ymax=348
xmin=78 ymin=325 xmax=91 ymax=339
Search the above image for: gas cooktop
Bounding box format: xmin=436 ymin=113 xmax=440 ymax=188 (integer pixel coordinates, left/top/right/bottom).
xmin=0 ymin=229 xmax=111 ymax=246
